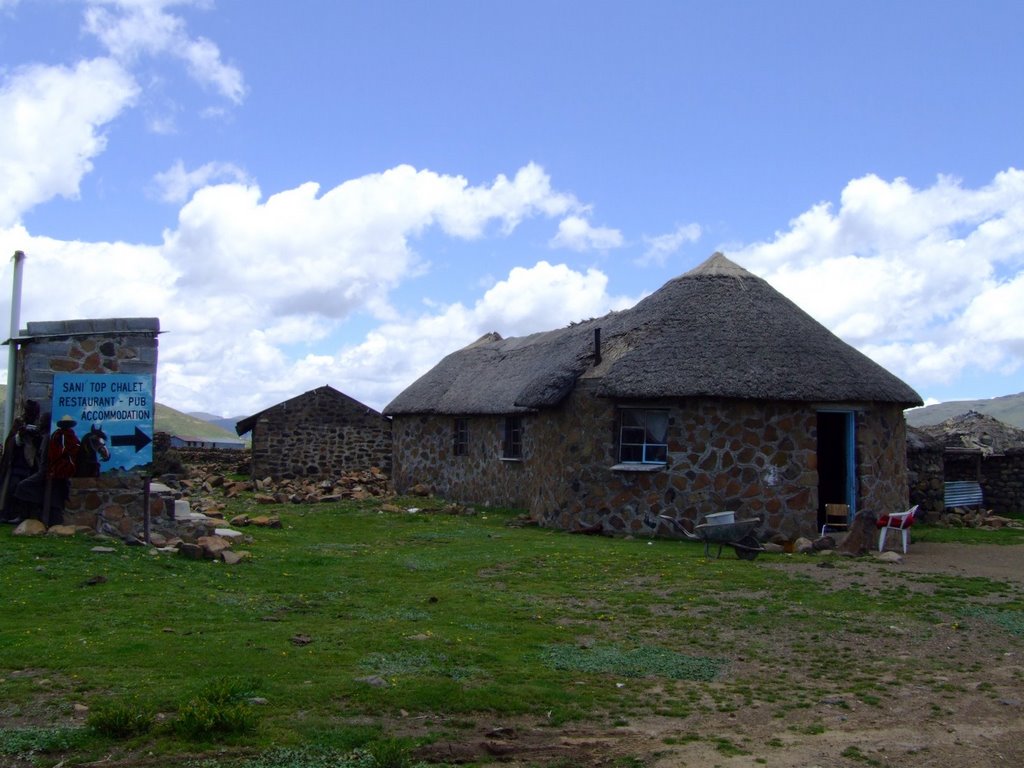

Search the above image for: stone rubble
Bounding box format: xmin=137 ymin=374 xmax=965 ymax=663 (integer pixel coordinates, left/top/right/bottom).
xmin=933 ymin=506 xmax=1023 ymax=529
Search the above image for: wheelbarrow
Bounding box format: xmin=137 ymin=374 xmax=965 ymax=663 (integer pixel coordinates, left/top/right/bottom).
xmin=659 ymin=514 xmax=764 ymax=560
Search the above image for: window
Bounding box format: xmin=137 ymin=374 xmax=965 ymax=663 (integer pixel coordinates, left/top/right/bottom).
xmin=502 ymin=415 xmax=522 ymax=459
xmin=619 ymin=408 xmax=668 ymax=464
xmin=453 ymin=417 xmax=469 ymax=456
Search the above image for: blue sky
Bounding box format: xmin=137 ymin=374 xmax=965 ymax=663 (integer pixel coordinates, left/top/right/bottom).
xmin=1 ymin=0 xmax=1022 ymax=417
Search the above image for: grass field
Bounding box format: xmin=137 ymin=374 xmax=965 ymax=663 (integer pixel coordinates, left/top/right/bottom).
xmin=1 ymin=496 xmax=1023 ymax=767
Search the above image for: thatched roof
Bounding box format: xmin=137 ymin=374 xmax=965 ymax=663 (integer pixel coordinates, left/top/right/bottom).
xmin=384 ymin=253 xmax=922 ymax=416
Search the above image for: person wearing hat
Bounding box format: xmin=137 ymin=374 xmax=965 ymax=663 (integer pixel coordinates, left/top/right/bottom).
xmin=42 ymin=414 xmax=81 ymax=524
xmin=0 ymin=400 xmax=43 ymax=522
xmin=10 ymin=412 xmax=81 ymax=525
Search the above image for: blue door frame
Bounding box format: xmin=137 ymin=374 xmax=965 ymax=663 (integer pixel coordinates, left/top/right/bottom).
xmin=817 ymin=409 xmax=856 ymax=519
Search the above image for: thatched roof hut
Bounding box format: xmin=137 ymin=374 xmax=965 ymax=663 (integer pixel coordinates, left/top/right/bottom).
xmin=385 ymin=252 xmax=922 ymax=416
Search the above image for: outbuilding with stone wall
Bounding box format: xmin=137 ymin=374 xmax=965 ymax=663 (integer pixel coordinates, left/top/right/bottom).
xmin=236 ymin=385 xmax=391 ymax=480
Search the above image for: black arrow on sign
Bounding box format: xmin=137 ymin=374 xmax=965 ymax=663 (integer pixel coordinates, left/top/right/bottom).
xmin=111 ymin=426 xmax=152 ymax=453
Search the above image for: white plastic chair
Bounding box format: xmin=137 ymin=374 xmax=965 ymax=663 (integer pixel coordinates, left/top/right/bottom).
xmin=876 ymin=505 xmax=919 ymax=553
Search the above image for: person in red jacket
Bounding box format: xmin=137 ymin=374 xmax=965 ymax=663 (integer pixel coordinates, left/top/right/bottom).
xmin=13 ymin=414 xmax=81 ymax=526
xmin=44 ymin=414 xmax=80 ymax=525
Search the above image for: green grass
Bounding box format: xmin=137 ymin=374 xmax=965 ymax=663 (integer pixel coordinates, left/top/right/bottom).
xmin=913 ymin=521 xmax=1024 ymax=545
xmin=1 ymin=495 xmax=1023 ymax=766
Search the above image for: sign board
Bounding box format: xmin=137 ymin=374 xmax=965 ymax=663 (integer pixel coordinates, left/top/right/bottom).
xmin=50 ymin=374 xmax=154 ymax=472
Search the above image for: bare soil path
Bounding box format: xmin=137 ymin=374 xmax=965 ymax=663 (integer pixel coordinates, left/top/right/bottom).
xmin=416 ymin=543 xmax=1024 ymax=767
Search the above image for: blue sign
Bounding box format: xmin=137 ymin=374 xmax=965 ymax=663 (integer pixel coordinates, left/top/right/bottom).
xmin=50 ymin=374 xmax=155 ymax=472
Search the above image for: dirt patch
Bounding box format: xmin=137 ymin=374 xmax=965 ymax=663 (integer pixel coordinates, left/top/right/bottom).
xmin=414 ymin=543 xmax=1024 ymax=767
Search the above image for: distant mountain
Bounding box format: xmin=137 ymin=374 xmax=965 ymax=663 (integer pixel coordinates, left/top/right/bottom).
xmin=189 ymin=411 xmax=248 ymax=436
xmin=156 ymin=404 xmax=242 ymax=440
xmin=906 ymin=392 xmax=1024 ymax=429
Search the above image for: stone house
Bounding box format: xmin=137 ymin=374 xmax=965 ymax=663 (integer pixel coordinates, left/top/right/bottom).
xmin=235 ymin=385 xmax=392 ymax=480
xmin=384 ymin=253 xmax=923 ymax=539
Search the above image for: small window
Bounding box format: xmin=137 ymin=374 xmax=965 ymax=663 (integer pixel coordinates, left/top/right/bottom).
xmin=453 ymin=417 xmax=469 ymax=456
xmin=619 ymin=408 xmax=668 ymax=464
xmin=502 ymin=415 xmax=522 ymax=459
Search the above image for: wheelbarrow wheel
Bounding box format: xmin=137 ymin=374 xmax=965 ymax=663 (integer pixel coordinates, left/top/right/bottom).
xmin=733 ymin=534 xmax=761 ymax=560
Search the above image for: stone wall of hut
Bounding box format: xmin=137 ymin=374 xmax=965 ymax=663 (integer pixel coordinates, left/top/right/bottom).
xmin=907 ymin=444 xmax=945 ymax=520
xmin=855 ymin=404 xmax=912 ymax=518
xmin=390 ymin=382 xmax=911 ymax=539
xmin=978 ymin=449 xmax=1024 ymax=515
xmin=249 ymin=389 xmax=392 ymax=480
xmin=390 ymin=413 xmax=532 ymax=508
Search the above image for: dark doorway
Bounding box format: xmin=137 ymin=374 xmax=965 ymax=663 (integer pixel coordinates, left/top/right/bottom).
xmin=816 ymin=411 xmax=855 ymax=529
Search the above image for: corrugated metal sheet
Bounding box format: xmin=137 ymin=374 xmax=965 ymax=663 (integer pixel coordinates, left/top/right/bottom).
xmin=944 ymin=480 xmax=984 ymax=509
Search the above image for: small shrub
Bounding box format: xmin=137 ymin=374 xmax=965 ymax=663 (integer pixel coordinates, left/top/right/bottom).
xmin=196 ymin=676 xmax=261 ymax=706
xmin=367 ymin=738 xmax=412 ymax=768
xmin=87 ymin=698 xmax=155 ymax=738
xmin=174 ymin=696 xmax=259 ymax=740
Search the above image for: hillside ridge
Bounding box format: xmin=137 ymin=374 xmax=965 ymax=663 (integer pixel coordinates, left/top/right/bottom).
xmin=906 ymin=391 xmax=1024 ymax=429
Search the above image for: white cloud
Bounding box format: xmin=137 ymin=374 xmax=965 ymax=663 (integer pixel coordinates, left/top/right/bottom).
xmin=83 ymin=0 xmax=246 ymax=104
xmin=550 ymin=215 xmax=624 ymax=251
xmin=733 ymin=169 xmax=1024 ymax=388
xmin=638 ymin=223 xmax=702 ymax=266
xmin=5 ymin=161 xmax=1023 ymax=417
xmin=0 ymin=58 xmax=138 ymax=226
xmin=279 ymin=260 xmax=636 ymax=413
xmin=151 ymin=159 xmax=250 ymax=203
xmin=0 ymin=163 xmax=598 ymax=414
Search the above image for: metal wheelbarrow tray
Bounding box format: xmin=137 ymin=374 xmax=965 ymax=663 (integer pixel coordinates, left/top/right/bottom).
xmin=660 ymin=515 xmax=765 ymax=560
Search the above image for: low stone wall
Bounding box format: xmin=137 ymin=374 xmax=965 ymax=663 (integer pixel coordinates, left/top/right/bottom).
xmin=63 ymin=473 xmax=170 ymax=539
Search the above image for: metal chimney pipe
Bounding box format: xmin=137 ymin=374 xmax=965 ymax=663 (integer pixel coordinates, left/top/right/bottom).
xmin=4 ymin=250 xmax=25 ymax=437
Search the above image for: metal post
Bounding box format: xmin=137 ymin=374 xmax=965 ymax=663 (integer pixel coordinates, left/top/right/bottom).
xmin=4 ymin=251 xmax=25 ymax=438
xmin=143 ymin=476 xmax=151 ymax=545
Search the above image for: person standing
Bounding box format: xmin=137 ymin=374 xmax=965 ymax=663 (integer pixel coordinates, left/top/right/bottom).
xmin=43 ymin=415 xmax=81 ymax=525
xmin=0 ymin=400 xmax=43 ymax=522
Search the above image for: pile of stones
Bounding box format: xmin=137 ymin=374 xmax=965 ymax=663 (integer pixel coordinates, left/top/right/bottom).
xmin=932 ymin=506 xmax=1022 ymax=529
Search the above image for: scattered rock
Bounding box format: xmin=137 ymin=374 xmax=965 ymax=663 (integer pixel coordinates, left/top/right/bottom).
xmin=12 ymin=519 xmax=46 ymax=536
xmin=355 ymin=675 xmax=389 ymax=688
xmin=91 ymin=546 xmax=117 ymax=554
xmin=46 ymin=524 xmax=78 ymax=537
xmin=876 ymin=551 xmax=903 ymax=564
xmin=179 ymin=542 xmax=204 ymax=560
xmin=290 ymin=633 xmax=313 ymax=646
xmin=79 ymin=575 xmax=107 ymax=587
xmin=221 ymin=549 xmax=250 ymax=565
xmin=197 ymin=535 xmax=231 ymax=559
